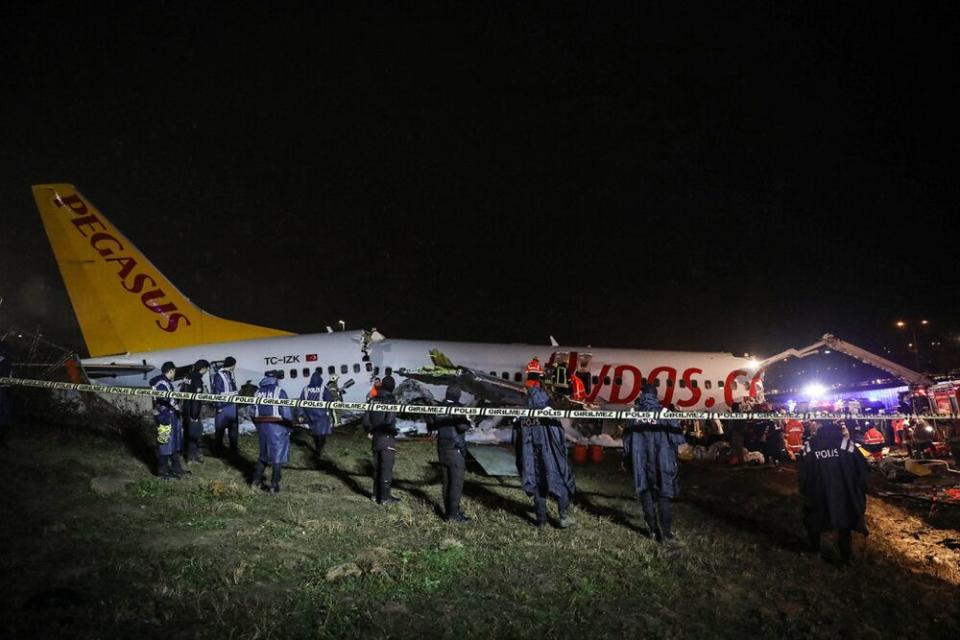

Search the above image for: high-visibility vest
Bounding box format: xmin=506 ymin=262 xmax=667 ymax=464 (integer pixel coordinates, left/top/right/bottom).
xmin=525 ymin=358 xmax=543 ymax=375
xmin=892 ymin=420 xmax=905 ymax=445
xmin=570 ymin=374 xmax=586 ymax=400
xmin=864 ymin=428 xmax=885 ymax=446
xmin=785 ymin=420 xmax=804 ymax=452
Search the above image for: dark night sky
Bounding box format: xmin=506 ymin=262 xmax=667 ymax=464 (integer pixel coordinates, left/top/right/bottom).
xmin=1 ymin=2 xmax=958 ymax=375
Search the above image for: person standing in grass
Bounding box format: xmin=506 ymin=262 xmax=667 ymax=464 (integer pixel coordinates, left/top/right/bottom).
xmin=427 ymin=385 xmax=471 ymax=523
xmin=181 ymin=359 xmax=209 ymax=464
xmin=251 ymin=370 xmax=294 ymax=493
xmin=623 ymin=383 xmax=684 ymax=543
xmin=513 ymin=383 xmax=576 ymax=528
xmin=798 ymin=420 xmax=869 ymax=564
xmin=212 ymin=356 xmax=240 ymax=454
xmin=298 ymin=369 xmax=333 ymax=466
xmin=150 ymin=361 xmax=188 ymax=480
xmin=363 ymin=375 xmax=400 ymax=505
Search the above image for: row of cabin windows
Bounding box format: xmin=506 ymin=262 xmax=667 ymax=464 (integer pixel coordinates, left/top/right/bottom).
xmin=282 ymin=362 xmax=377 ymax=380
xmin=282 ymin=365 xmax=745 ymax=391
xmin=488 ymin=371 xmax=744 ymax=391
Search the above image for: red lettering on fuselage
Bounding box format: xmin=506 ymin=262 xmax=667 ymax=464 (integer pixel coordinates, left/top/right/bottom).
xmin=54 ymin=193 xmax=191 ymax=332
xmin=584 ymin=364 xmax=610 ymax=402
xmin=608 ymin=364 xmax=642 ymax=404
xmin=647 ymin=366 xmax=678 ymax=406
xmin=676 ymin=367 xmax=703 ymax=408
xmin=724 ymin=369 xmax=747 ymax=407
xmin=574 ymin=361 xmax=755 ymax=409
xmin=749 ymin=372 xmax=764 ymax=399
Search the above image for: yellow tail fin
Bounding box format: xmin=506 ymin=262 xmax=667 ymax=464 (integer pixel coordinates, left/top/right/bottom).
xmin=33 ymin=184 xmax=294 ymax=357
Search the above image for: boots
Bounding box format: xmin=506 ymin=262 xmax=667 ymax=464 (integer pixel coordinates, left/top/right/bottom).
xmin=533 ymin=495 xmax=548 ymax=527
xmin=251 ymin=461 xmax=266 ymax=491
xmin=269 ymin=464 xmax=282 ymax=494
xmin=157 ymin=454 xmax=176 ymax=481
xmin=639 ymin=492 xmax=660 ymax=541
xmin=170 ymin=455 xmax=190 ymax=478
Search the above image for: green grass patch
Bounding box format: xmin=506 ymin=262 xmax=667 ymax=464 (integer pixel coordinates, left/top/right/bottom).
xmin=0 ymin=416 xmax=958 ymax=639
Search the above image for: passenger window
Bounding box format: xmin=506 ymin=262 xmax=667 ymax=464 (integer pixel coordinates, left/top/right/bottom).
xmin=365 ymin=362 xmax=373 ymax=372
xmin=353 ymin=363 xmax=361 ymax=373
xmin=731 ymin=381 xmax=738 ymax=390
xmin=514 ymin=372 xmax=522 ymax=382
xmin=718 ymin=380 xmax=724 ymax=388
xmin=654 ymin=379 xmax=661 ymax=387
xmin=374 ymin=366 xmax=380 ymax=375
xmin=614 ymin=377 xmax=623 ymax=386
xmin=490 ymin=371 xmax=497 ymax=377
xmin=502 ymin=372 xmax=509 ymax=380
xmin=604 ymin=376 xmax=611 ymax=385
xmin=303 ymin=368 xmax=310 ymax=378
xmin=666 ymin=379 xmax=674 ymax=388
xmin=641 ymin=377 xmax=647 ymax=386
xmin=705 ymin=380 xmax=712 ymax=390
xmin=340 ymin=364 xmax=348 ymax=374
xmin=328 ymin=366 xmax=335 ymax=375
xmin=678 ymin=379 xmax=685 ymax=388
xmin=290 ymin=369 xmax=297 ymax=379
xmin=592 ymin=375 xmax=599 ymax=385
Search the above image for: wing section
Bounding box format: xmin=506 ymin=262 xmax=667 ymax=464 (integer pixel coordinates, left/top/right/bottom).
xmin=399 ymin=349 xmax=528 ymax=406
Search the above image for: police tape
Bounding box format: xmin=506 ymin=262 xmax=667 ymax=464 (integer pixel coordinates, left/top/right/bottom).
xmin=1 ymin=376 xmax=957 ymax=422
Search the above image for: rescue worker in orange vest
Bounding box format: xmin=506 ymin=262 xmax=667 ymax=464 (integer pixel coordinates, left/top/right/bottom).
xmin=570 ymin=372 xmax=586 ymax=401
xmin=784 ymin=419 xmax=805 ymax=460
xmin=524 ymin=356 xmax=543 ymax=388
xmin=892 ymin=419 xmax=905 ymax=446
xmin=575 ymin=358 xmax=592 ymax=397
xmin=862 ymin=422 xmax=885 ymax=459
xmin=367 ymin=376 xmax=381 ymax=401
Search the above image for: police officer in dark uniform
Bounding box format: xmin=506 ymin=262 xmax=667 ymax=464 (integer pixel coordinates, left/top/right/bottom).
xmin=212 ymin=356 xmax=240 ymax=453
xmin=514 ymin=384 xmax=576 ymax=527
xmin=623 ymin=384 xmax=684 ymax=542
xmin=251 ymin=370 xmax=294 ymax=493
xmin=297 ymin=369 xmax=333 ymax=465
xmin=363 ymin=375 xmax=400 ymax=504
xmin=150 ymin=361 xmax=188 ymax=480
xmin=756 ymin=403 xmax=784 ymax=466
xmin=798 ymin=420 xmax=869 ymax=564
xmin=181 ymin=359 xmax=209 ymax=464
xmin=428 ymin=385 xmax=471 ymax=522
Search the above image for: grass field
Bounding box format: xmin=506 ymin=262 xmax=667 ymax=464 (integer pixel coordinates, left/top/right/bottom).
xmin=1 ymin=401 xmax=958 ymax=639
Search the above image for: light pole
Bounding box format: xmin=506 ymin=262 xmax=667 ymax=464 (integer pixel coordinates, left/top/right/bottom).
xmin=895 ymin=319 xmax=928 ymax=372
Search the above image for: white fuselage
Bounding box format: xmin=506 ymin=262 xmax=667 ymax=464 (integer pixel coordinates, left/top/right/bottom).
xmin=81 ymin=330 xmax=763 ymax=410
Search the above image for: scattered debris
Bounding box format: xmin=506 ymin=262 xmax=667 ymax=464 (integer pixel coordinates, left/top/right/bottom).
xmin=325 ymin=562 xmax=362 ymax=582
xmin=355 ymin=547 xmax=393 ymax=576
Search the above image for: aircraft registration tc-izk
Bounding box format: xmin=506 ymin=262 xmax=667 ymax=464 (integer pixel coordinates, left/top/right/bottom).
xmin=32 ymin=184 xmax=766 ymax=410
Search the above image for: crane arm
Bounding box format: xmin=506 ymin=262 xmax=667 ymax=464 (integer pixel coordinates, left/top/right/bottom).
xmin=756 ymin=333 xmax=934 ymax=387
